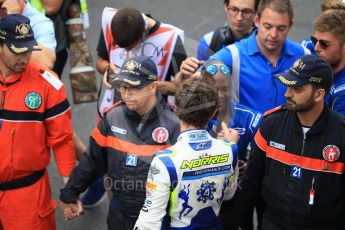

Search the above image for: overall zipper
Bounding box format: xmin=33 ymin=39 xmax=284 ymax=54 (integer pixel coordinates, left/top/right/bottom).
xmin=10 ymin=128 xmax=15 ymax=163
xmin=0 ymin=91 xmax=6 ymax=110
xmin=301 ymin=136 xmax=306 ymax=156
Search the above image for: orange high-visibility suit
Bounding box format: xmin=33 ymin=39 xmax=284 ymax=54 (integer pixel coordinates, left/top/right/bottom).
xmin=0 ymin=61 xmax=75 ymax=230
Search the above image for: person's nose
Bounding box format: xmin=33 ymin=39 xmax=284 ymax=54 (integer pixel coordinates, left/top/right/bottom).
xmin=269 ymin=28 xmax=278 ymax=38
xmin=314 ymin=40 xmax=323 ymax=53
xmin=236 ymin=11 xmax=244 ymax=21
xmin=284 ymin=87 xmax=293 ymax=98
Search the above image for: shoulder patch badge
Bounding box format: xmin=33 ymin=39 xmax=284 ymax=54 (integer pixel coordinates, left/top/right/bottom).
xmin=40 ymin=70 xmax=63 ymax=90
xmin=25 ymin=92 xmax=42 ymax=110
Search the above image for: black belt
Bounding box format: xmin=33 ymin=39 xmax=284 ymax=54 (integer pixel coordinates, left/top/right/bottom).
xmin=0 ymin=169 xmax=45 ymax=191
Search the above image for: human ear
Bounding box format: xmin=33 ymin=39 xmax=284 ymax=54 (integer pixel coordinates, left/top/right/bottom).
xmin=314 ymin=89 xmax=325 ymax=102
xmin=254 ymin=15 xmax=260 ymax=27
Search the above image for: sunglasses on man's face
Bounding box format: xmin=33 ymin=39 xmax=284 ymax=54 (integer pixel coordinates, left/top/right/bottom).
xmin=202 ymin=64 xmax=231 ymax=76
xmin=310 ymin=35 xmax=342 ymax=49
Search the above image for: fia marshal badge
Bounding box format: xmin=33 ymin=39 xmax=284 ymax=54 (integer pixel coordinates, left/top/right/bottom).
xmin=322 ymin=145 xmax=340 ymax=162
xmin=25 ymin=92 xmax=42 ymax=110
xmin=152 ymin=127 xmax=169 ymax=144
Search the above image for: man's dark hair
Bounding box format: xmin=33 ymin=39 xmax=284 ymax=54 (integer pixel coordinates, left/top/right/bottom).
xmin=175 ymin=78 xmax=218 ymax=128
xmin=111 ymin=7 xmax=145 ymax=48
xmin=312 ymin=84 xmax=331 ymax=96
xmin=224 ymin=0 xmax=260 ymax=11
xmin=257 ymin=0 xmax=294 ymax=20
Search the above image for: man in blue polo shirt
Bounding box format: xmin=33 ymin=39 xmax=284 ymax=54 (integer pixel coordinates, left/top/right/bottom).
xmin=211 ymin=0 xmax=310 ymax=113
xmin=180 ymin=0 xmax=310 ymax=114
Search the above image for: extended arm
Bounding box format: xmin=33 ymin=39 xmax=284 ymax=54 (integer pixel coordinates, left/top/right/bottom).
xmin=230 ymin=128 xmax=267 ymax=220
xmin=134 ymin=157 xmax=171 ymax=230
xmin=59 ymin=117 xmax=110 ymax=220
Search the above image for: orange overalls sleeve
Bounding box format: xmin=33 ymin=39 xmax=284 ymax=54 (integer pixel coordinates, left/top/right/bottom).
xmin=43 ymin=71 xmax=76 ymax=177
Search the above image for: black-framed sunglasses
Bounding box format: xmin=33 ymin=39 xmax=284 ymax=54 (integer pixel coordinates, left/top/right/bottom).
xmin=310 ymin=35 xmax=342 ymax=49
xmin=202 ymin=64 xmax=231 ymax=76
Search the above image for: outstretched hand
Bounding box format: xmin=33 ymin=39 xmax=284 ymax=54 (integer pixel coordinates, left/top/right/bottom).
xmin=217 ymin=122 xmax=239 ymax=144
xmin=175 ymin=57 xmax=204 ymax=84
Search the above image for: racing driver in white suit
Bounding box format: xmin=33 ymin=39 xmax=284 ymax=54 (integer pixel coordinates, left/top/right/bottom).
xmin=134 ymin=77 xmax=239 ymax=229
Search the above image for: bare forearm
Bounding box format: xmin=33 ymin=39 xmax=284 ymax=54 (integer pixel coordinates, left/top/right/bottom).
xmin=157 ymin=81 xmax=178 ymax=95
xmin=96 ymin=57 xmax=110 ymax=75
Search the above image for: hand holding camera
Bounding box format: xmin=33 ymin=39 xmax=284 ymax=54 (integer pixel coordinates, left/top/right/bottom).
xmin=102 ymin=63 xmax=120 ymax=89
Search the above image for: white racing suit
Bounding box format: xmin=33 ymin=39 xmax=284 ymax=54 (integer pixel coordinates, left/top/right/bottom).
xmin=134 ymin=129 xmax=239 ymax=229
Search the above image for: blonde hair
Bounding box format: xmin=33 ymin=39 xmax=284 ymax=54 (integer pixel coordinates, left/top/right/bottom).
xmin=314 ymin=10 xmax=345 ymax=42
xmin=321 ymin=0 xmax=345 ymax=12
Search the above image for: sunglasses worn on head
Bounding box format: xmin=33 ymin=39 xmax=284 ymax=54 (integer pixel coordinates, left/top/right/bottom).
xmin=202 ymin=64 xmax=231 ymax=76
xmin=310 ymin=35 xmax=342 ymax=49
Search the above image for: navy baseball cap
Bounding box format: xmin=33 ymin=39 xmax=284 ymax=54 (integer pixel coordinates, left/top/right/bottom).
xmin=0 ymin=14 xmax=41 ymax=54
xmin=112 ymin=56 xmax=158 ymax=88
xmin=275 ymin=55 xmax=333 ymax=87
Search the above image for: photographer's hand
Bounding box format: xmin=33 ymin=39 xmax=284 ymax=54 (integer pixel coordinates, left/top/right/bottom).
xmin=102 ymin=63 xmax=120 ymax=89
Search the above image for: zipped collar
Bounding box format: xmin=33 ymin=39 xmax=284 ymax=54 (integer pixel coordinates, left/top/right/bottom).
xmin=292 ymin=105 xmax=330 ymax=135
xmin=0 ymin=73 xmax=22 ymax=87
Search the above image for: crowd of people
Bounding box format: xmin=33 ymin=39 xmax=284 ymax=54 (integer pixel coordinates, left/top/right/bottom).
xmin=0 ymin=0 xmax=345 ymax=230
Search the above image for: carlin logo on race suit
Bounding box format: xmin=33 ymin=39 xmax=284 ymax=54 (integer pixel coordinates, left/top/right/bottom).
xmin=152 ymin=127 xmax=169 ymax=144
xmin=322 ymin=145 xmax=340 ymax=163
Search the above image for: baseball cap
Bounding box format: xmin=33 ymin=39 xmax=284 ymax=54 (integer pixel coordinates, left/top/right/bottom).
xmin=112 ymin=56 xmax=158 ymax=88
xmin=275 ymin=55 xmax=333 ymax=88
xmin=0 ymin=14 xmax=42 ymax=54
